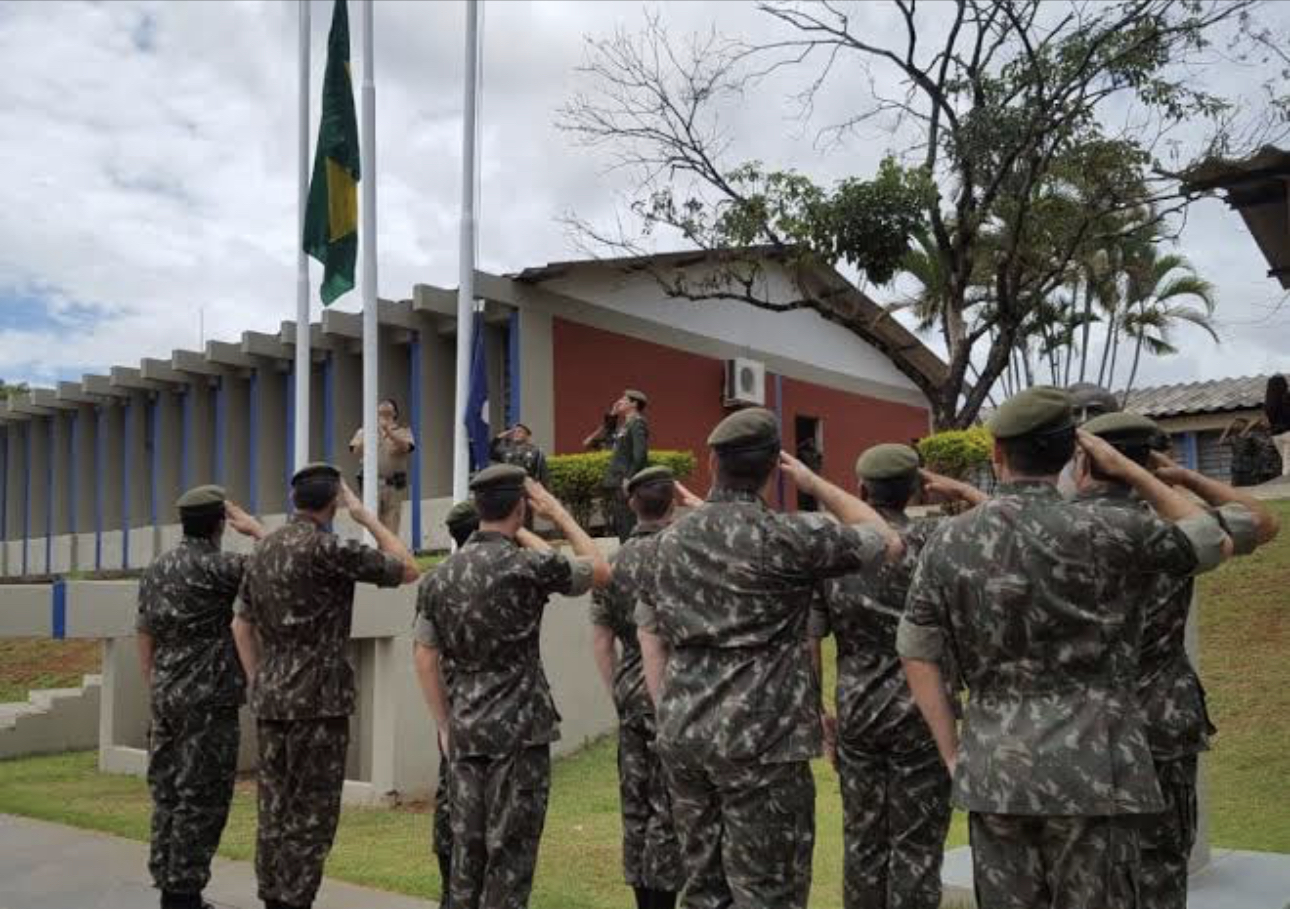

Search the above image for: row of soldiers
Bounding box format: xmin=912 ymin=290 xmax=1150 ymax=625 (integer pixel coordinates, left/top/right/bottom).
xmin=136 ymin=382 xmax=1279 ymax=909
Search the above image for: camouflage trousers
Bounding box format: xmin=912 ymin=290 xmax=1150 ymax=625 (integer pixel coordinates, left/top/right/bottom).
xmin=837 ymin=740 xmax=951 ymax=908
xmin=255 ymin=717 xmax=350 ymax=908
xmin=1138 ymin=755 xmax=1199 ymax=909
xmin=604 ymin=488 xmax=637 ymax=543
xmin=664 ymin=757 xmax=815 ymax=908
xmin=450 ymin=745 xmax=551 ymax=908
xmin=969 ymin=812 xmax=1142 ymax=908
xmin=618 ymin=720 xmax=681 ymax=891
xmin=147 ymin=705 xmax=239 ymax=894
xmin=433 ymin=744 xmax=453 ymax=906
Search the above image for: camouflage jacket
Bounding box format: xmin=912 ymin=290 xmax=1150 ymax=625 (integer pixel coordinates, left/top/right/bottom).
xmin=604 ymin=416 xmax=649 ymax=489
xmin=809 ymin=508 xmax=953 ymax=752
xmin=637 ymin=487 xmax=888 ymax=766
xmin=235 ymin=516 xmax=406 ymax=720
xmin=136 ymin=537 xmax=247 ymax=718
xmin=414 ymin=531 xmax=594 ymax=758
xmin=491 ymin=439 xmax=549 ymax=486
xmin=590 ymin=519 xmax=668 ymax=725
xmin=899 ymin=479 xmax=1227 ymax=816
xmin=1077 ymin=486 xmax=1260 ymax=761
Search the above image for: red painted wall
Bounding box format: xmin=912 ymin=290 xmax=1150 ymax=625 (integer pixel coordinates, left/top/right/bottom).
xmin=551 ymin=318 xmax=930 ymax=498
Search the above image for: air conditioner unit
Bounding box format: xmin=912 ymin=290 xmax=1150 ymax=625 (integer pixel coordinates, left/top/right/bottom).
xmin=724 ymin=358 xmax=766 ymax=406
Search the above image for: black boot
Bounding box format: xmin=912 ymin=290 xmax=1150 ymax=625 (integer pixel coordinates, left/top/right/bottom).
xmin=437 ymin=854 xmax=453 ymax=908
xmin=160 ymin=892 xmax=203 ymax=909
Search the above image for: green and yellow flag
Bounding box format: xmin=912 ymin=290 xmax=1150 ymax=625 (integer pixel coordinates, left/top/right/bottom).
xmin=303 ymin=0 xmax=360 ymax=306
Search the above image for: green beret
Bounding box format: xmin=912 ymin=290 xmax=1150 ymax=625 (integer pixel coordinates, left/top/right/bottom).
xmin=445 ymin=500 xmax=479 ymax=529
xmin=1067 ymin=383 xmax=1120 ymax=421
xmin=626 ymin=465 xmax=674 ymax=495
xmin=625 ymin=388 xmax=648 ymax=407
xmin=1082 ymin=411 xmax=1160 ymax=446
xmin=469 ymin=463 xmax=528 ymax=493
xmin=707 ymin=407 xmax=780 ymax=451
xmin=986 ymin=387 xmax=1074 ymax=440
xmin=176 ymin=484 xmax=226 ymax=516
xmin=291 ymin=462 xmax=341 ymax=487
xmin=855 ymin=443 xmax=920 ymax=481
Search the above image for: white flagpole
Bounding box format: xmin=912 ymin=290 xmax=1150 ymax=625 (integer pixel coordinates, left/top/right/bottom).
xmin=360 ymin=0 xmax=379 ymax=535
xmin=452 ymin=0 xmax=480 ymax=504
xmin=294 ymin=0 xmax=311 ymax=474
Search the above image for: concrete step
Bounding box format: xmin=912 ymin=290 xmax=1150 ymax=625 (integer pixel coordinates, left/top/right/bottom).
xmin=0 ymin=676 xmax=102 ymax=760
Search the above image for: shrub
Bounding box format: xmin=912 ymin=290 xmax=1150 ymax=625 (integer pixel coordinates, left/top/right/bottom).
xmin=547 ymin=449 xmax=697 ymax=529
xmin=917 ymin=427 xmax=994 ymax=480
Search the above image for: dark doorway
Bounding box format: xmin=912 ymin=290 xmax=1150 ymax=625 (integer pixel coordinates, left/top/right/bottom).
xmin=794 ymin=416 xmax=823 ymax=511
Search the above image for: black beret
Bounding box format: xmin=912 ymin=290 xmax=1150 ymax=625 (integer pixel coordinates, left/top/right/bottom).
xmin=626 ymin=465 xmax=674 ymax=495
xmin=855 ymin=444 xmax=920 ymax=481
xmin=291 ymin=462 xmax=341 ymax=487
xmin=176 ymin=484 xmax=226 ymax=517
xmin=986 ymin=387 xmax=1074 ymax=440
xmin=707 ymin=407 xmax=780 ymax=451
xmin=469 ymin=463 xmax=528 ymax=493
xmin=1082 ymin=411 xmax=1161 ymax=447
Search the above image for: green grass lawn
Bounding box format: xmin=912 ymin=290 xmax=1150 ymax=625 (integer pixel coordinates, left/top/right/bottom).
xmin=0 ymin=639 xmax=99 ymax=704
xmin=0 ymin=501 xmax=1286 ymax=905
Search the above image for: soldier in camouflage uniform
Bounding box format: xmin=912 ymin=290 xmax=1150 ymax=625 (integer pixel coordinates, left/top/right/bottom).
xmin=636 ymin=408 xmax=901 ymax=908
xmin=414 ymin=465 xmax=610 ymax=908
xmin=137 ymin=485 xmax=266 ymax=909
xmin=585 ymin=389 xmax=650 ymax=541
xmin=429 ymin=501 xmax=482 ymax=908
xmin=1074 ymin=412 xmax=1279 ymax=908
xmin=809 ymin=445 xmax=983 ymax=909
xmin=232 ymin=464 xmax=419 ymax=909
xmin=491 ymin=423 xmax=550 ymax=487
xmin=898 ymin=387 xmax=1233 ymax=908
xmin=592 ymin=465 xmax=700 ymax=909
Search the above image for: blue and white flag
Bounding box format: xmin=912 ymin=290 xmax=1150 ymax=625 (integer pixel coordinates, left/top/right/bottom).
xmin=465 ymin=310 xmax=491 ymax=472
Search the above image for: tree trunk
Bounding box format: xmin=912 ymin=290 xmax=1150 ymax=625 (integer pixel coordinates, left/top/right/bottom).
xmin=1106 ymin=319 xmax=1123 ymax=390
xmin=1098 ymin=311 xmax=1117 ymax=387
xmin=1122 ymin=331 xmax=1146 ymax=408
xmin=1079 ymin=278 xmax=1095 ymax=382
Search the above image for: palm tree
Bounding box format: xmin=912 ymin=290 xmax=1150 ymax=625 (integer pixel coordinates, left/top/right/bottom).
xmin=1118 ymin=251 xmax=1218 ymax=405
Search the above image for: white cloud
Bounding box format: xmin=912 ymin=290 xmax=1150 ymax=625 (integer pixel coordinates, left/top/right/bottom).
xmin=1 ymin=0 xmax=1286 ymax=392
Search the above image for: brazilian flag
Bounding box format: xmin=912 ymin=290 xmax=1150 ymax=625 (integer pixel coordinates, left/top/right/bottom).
xmin=303 ymin=0 xmax=360 ymax=306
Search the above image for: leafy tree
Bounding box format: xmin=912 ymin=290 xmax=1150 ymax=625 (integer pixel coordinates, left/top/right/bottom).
xmin=560 ymin=1 xmax=1288 ymax=428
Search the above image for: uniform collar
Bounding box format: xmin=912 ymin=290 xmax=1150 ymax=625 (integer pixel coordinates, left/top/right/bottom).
xmin=1073 ymin=481 xmax=1137 ymax=504
xmin=876 ymin=505 xmax=910 ymax=526
xmin=630 ymin=519 xmax=670 ymax=537
xmin=707 ymin=486 xmax=765 ymax=506
xmin=466 ymin=529 xmax=516 ymax=546
xmin=995 ymin=479 xmax=1061 ymax=498
xmin=180 ymin=535 xmax=220 ymax=552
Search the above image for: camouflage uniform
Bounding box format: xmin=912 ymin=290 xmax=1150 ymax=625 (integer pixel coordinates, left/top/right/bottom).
xmin=638 ymin=488 xmax=888 ymax=908
xmin=1077 ymin=488 xmax=1260 ymax=908
xmin=415 ymin=530 xmax=594 ymax=908
xmin=601 ymin=415 xmax=650 ymax=541
xmin=137 ymin=536 xmax=248 ymax=899
xmin=236 ymin=517 xmax=406 ymax=908
xmin=491 ymin=436 xmax=550 ymax=487
xmin=590 ymin=519 xmax=682 ymax=896
xmin=809 ymin=509 xmax=952 ymax=908
xmin=898 ymin=480 xmax=1227 ymax=908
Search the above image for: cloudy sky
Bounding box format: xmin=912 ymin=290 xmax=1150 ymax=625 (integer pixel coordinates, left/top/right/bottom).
xmin=2 ymin=0 xmax=1287 ymax=396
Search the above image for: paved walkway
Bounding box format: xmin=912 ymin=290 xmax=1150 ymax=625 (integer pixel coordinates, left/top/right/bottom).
xmin=0 ymin=814 xmax=434 ymax=909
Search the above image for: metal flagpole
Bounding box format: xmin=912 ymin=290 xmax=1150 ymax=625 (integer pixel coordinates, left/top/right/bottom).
xmin=360 ymin=0 xmax=379 ymax=535
xmin=294 ymin=0 xmax=311 ymax=474
xmin=452 ymin=0 xmax=480 ymax=504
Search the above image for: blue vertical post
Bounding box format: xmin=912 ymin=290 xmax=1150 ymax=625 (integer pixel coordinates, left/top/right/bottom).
xmin=1183 ymin=431 xmax=1199 ymax=472
xmin=773 ymin=373 xmax=786 ymax=510
xmin=22 ymin=422 xmax=31 ymax=575
xmin=122 ymin=399 xmax=132 ymax=570
xmin=507 ymin=309 xmax=521 ymax=427
xmin=46 ymin=418 xmax=54 ymax=573
xmin=409 ymin=335 xmax=423 ymax=548
xmin=286 ymin=367 xmax=296 ymax=499
xmin=95 ymin=407 xmax=105 ymax=570
xmin=214 ymin=378 xmax=227 ymax=485
xmin=248 ymin=371 xmax=259 ymax=514
xmin=180 ymin=387 xmax=193 ymax=491
xmin=322 ymin=353 xmax=335 ymax=463
xmin=148 ymin=397 xmax=160 ymax=528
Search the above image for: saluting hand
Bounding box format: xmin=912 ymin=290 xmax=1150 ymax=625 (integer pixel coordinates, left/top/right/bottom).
xmin=524 ymin=478 xmax=564 ymax=521
xmin=919 ymin=470 xmax=986 ymax=506
xmin=224 ymin=501 xmax=266 ymax=540
xmin=339 ymin=480 xmax=365 ymax=516
xmin=778 ymin=450 xmax=817 ymax=492
xmin=673 ymin=481 xmax=705 ymax=509
xmin=1076 ymin=429 xmax=1134 ymax=480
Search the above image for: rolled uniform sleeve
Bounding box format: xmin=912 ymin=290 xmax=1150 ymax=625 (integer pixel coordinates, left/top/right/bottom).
xmin=531 ymin=550 xmax=595 ymax=598
xmin=590 ymin=588 xmax=614 ymax=627
xmin=634 ymin=598 xmax=659 ymax=634
xmin=324 ymin=536 xmax=407 ymax=588
xmin=897 ymin=549 xmax=946 ymax=662
xmin=234 ymin=573 xmax=256 ymax=621
xmin=135 ymin=581 xmax=156 ymax=635
xmin=1172 ymin=512 xmax=1227 ymax=575
xmin=1215 ymin=503 xmax=1260 ymax=556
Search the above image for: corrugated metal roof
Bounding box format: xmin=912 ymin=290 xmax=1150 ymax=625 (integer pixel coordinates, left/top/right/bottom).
xmin=1121 ymin=375 xmax=1274 ymax=418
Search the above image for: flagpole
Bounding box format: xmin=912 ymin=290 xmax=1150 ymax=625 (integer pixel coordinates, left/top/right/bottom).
xmin=452 ymin=0 xmax=480 ymax=504
xmin=294 ymin=0 xmax=311 ymax=475
xmin=360 ymin=0 xmax=379 ymax=536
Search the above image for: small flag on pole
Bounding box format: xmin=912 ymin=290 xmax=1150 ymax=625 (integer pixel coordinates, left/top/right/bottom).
xmin=303 ymin=0 xmax=360 ymax=306
xmin=465 ymin=311 xmax=491 ymax=472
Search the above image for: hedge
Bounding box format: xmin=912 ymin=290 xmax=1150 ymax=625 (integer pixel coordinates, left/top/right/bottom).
xmin=547 ymin=449 xmax=697 ymax=529
xmin=916 ymin=426 xmax=993 ymax=479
